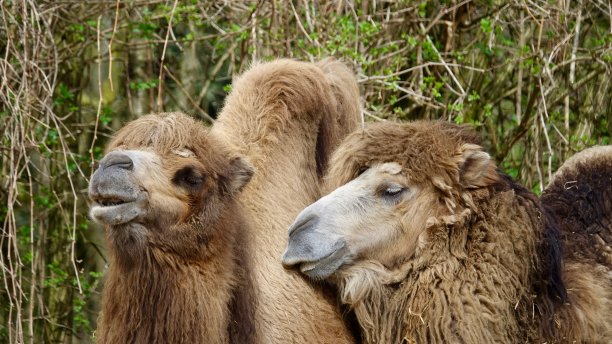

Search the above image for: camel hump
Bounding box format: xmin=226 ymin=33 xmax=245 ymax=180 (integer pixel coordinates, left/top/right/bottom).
xmin=542 ymin=145 xmax=612 ymax=267
xmin=217 ymin=58 xmax=361 ymax=134
xmin=215 ymin=58 xmax=361 ymax=177
xmin=228 ymin=58 xmax=342 ymax=122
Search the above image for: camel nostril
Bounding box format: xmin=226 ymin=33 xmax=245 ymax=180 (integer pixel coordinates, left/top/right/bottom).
xmin=101 ymin=152 xmax=134 ymax=171
xmin=288 ymin=212 xmax=319 ymax=237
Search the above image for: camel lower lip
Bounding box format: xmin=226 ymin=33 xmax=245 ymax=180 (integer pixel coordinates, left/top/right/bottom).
xmin=295 ymin=241 xmax=349 ymax=280
xmin=300 ymin=260 xmax=319 ymax=272
xmin=298 ymin=250 xmax=336 ymax=275
xmin=299 ymin=259 xmax=336 ymax=280
xmin=91 ymin=201 xmax=143 ymax=226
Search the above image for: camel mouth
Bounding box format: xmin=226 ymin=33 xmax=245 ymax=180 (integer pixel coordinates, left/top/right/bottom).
xmin=283 ymin=240 xmax=349 ymax=281
xmin=298 ymin=256 xmax=327 ymax=273
xmin=91 ymin=191 xmax=138 ymax=209
xmin=92 ymin=197 xmax=136 ymax=210
xmin=96 ymin=198 xmax=129 ymax=207
xmin=299 ymin=245 xmax=349 ymax=280
xmin=90 ymin=193 xmax=147 ymax=226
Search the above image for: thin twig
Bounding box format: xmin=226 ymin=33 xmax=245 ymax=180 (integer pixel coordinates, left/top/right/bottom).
xmin=90 ymin=16 xmax=103 ymax=175
xmin=566 ymin=0 xmax=583 ymax=136
xmin=516 ymin=12 xmax=525 ymax=123
xmin=156 ymin=0 xmax=179 ymax=111
xmin=162 ymin=65 xmax=214 ymax=123
xmin=107 ymin=0 xmax=121 ymax=92
xmin=289 ymin=0 xmax=319 ymax=46
xmin=420 ymin=24 xmax=466 ymax=97
xmin=538 ymin=77 xmax=554 ymax=183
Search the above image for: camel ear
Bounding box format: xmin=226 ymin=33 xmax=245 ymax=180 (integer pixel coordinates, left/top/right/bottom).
xmin=458 ymin=144 xmax=497 ymax=188
xmin=224 ymin=156 xmax=254 ymax=194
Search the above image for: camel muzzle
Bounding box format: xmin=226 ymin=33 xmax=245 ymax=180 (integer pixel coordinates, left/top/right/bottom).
xmin=283 ymin=208 xmax=349 ymax=280
xmin=89 ymin=151 xmax=147 ymax=226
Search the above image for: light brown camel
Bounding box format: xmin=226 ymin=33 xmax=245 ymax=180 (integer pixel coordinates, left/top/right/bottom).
xmin=212 ymin=58 xmax=360 ymax=343
xmin=283 ymin=121 xmax=611 ymax=343
xmin=89 ymin=58 xmax=361 ymax=343
xmin=89 ymin=112 xmax=257 ymax=343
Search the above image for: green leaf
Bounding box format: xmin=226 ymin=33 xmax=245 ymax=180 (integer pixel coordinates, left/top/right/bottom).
xmin=480 ymin=18 xmax=492 ymax=34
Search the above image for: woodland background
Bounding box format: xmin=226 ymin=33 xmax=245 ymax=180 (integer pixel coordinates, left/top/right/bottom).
xmin=1 ymin=0 xmax=610 ymax=343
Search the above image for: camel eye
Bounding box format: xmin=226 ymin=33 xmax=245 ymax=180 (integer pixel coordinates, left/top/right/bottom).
xmin=173 ymin=167 xmax=204 ymax=188
xmin=184 ymin=174 xmax=203 ymax=186
xmin=382 ymin=185 xmax=404 ymax=198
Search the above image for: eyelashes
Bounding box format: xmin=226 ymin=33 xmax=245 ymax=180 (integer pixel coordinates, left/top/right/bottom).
xmin=383 ymin=185 xmax=404 ymax=197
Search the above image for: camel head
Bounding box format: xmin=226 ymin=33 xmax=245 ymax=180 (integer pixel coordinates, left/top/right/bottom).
xmin=89 ymin=112 xmax=253 ymax=266
xmin=283 ymin=121 xmax=498 ymax=284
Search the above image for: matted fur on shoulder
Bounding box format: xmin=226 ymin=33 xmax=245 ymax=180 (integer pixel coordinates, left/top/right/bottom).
xmin=541 ymin=145 xmax=612 ymax=342
xmin=543 ymin=145 xmax=612 ymax=266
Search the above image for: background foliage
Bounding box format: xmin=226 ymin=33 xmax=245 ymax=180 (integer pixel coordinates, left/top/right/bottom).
xmin=1 ymin=0 xmax=610 ymax=342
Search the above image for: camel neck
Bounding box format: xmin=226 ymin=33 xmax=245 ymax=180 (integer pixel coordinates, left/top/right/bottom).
xmin=96 ymin=252 xmax=233 ymax=344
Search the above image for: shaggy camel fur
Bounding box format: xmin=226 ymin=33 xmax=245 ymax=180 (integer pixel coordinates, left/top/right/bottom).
xmin=282 ymin=121 xmax=611 ymax=343
xmin=212 ymin=58 xmax=360 ymax=343
xmin=89 ymin=113 xmax=256 ymax=343
xmin=540 ymin=145 xmax=612 ymax=342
